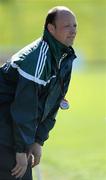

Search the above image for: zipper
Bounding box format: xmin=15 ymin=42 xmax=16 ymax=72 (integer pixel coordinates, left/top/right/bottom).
xmin=58 ymin=53 xmax=68 ymax=69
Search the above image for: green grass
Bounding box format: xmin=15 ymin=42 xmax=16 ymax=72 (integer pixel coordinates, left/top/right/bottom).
xmin=33 ymin=68 xmax=106 ymax=180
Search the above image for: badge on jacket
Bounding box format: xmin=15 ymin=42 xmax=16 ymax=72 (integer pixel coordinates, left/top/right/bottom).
xmin=60 ymin=99 xmax=69 ymax=110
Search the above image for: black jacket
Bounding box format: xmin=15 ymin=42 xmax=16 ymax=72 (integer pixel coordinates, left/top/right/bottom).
xmin=0 ymin=29 xmax=76 ymax=152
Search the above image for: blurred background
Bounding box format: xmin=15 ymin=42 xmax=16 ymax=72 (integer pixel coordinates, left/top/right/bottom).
xmin=0 ymin=0 xmax=106 ymax=179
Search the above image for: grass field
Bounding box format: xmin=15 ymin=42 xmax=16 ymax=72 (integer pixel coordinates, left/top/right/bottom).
xmin=0 ymin=60 xmax=105 ymax=180
xmin=33 ymin=67 xmax=106 ymax=180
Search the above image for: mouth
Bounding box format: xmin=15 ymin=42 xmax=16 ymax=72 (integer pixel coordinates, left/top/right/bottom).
xmin=67 ymin=36 xmax=75 ymax=41
xmin=68 ymin=35 xmax=76 ymax=39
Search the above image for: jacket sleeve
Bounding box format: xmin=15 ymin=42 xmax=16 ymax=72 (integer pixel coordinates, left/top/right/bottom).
xmin=10 ymin=75 xmax=38 ymax=153
xmin=35 ymin=111 xmax=58 ymax=146
xmin=34 ymin=63 xmax=73 ymax=146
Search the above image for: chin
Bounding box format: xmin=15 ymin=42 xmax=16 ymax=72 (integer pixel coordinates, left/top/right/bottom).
xmin=70 ymin=41 xmax=74 ymax=46
xmin=67 ymin=42 xmax=73 ymax=47
xmin=66 ymin=40 xmax=74 ymax=47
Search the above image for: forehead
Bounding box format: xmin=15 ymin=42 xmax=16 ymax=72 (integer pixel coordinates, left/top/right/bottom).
xmin=56 ymin=11 xmax=76 ymax=24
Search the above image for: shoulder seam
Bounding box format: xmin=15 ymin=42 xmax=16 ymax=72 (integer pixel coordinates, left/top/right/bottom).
xmin=11 ymin=64 xmax=56 ymax=86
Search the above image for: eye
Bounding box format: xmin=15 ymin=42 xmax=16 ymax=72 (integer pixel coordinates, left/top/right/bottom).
xmin=64 ymin=25 xmax=71 ymax=28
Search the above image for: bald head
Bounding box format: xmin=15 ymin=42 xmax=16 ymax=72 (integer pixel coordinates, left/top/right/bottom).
xmin=44 ymin=6 xmax=76 ymax=29
xmin=44 ymin=6 xmax=77 ymax=46
xmin=48 ymin=6 xmax=74 ymax=15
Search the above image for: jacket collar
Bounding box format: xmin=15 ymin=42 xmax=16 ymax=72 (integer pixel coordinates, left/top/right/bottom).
xmin=43 ymin=29 xmax=76 ymax=66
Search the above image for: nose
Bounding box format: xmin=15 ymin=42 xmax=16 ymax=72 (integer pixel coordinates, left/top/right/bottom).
xmin=70 ymin=26 xmax=77 ymax=35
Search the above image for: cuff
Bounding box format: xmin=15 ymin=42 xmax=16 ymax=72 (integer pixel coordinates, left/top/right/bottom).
xmin=35 ymin=138 xmax=44 ymax=146
xmin=15 ymin=144 xmax=29 ymax=153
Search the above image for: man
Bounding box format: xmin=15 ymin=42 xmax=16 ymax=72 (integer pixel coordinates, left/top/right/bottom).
xmin=0 ymin=6 xmax=77 ymax=180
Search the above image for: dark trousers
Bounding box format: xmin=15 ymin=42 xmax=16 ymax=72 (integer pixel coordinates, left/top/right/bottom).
xmin=0 ymin=145 xmax=32 ymax=180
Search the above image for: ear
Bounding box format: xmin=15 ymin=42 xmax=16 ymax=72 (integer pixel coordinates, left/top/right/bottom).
xmin=47 ymin=23 xmax=55 ymax=35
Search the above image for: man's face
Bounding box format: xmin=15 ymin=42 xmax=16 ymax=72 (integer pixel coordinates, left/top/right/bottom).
xmin=49 ymin=11 xmax=77 ymax=47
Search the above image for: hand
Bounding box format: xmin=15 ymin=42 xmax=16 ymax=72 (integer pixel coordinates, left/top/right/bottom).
xmin=11 ymin=152 xmax=28 ymax=178
xmin=28 ymin=143 xmax=42 ymax=167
